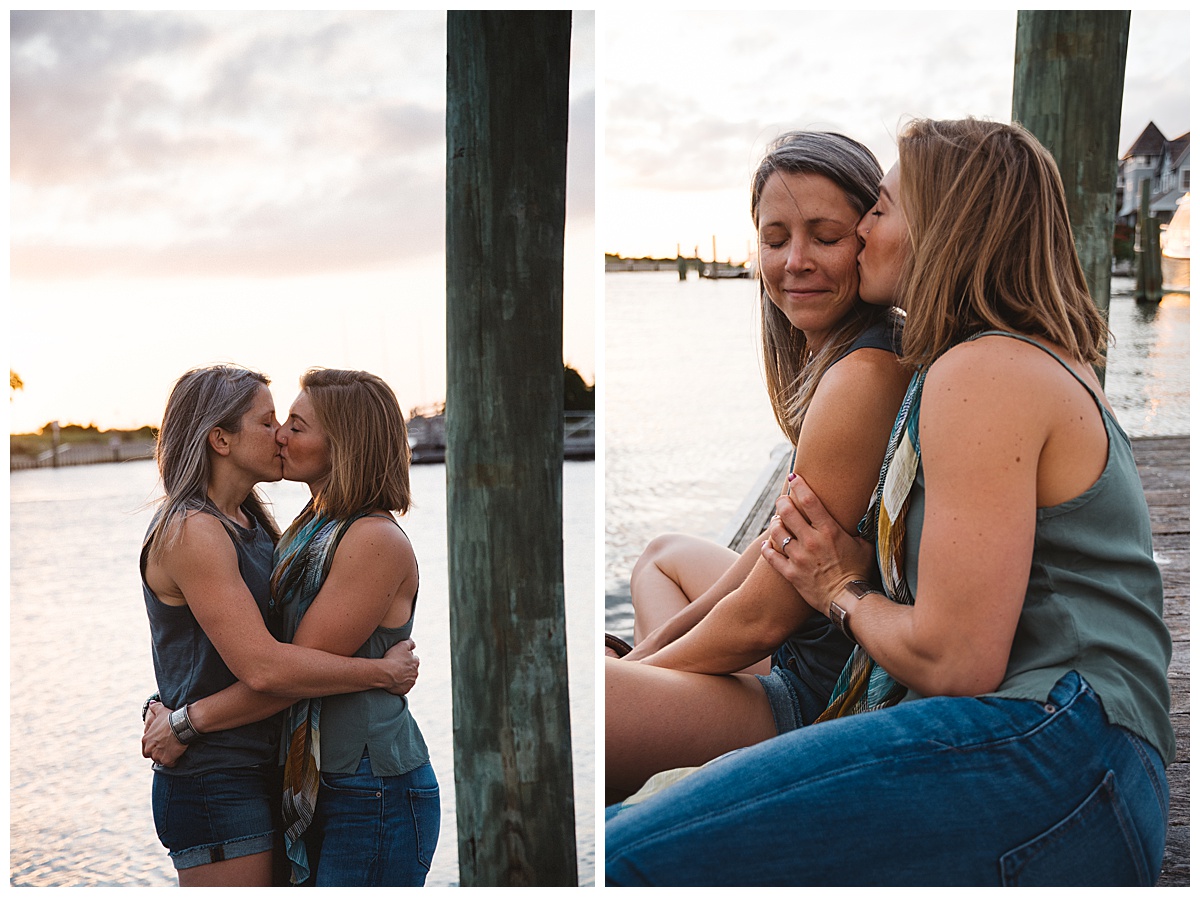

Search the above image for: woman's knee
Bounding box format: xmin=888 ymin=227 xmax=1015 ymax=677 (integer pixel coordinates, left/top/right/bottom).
xmin=631 ymin=533 xmax=689 ymax=583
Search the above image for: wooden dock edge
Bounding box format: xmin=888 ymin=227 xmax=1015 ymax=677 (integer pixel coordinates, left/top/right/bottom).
xmin=730 ymin=435 xmax=1189 ymax=886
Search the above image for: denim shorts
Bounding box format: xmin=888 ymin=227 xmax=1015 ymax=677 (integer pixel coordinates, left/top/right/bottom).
xmin=756 ymin=666 xmax=812 ymax=733
xmin=303 ymin=752 xmax=440 ymax=886
xmin=756 ymin=640 xmax=838 ymax=733
xmin=152 ymin=764 xmax=281 ymax=870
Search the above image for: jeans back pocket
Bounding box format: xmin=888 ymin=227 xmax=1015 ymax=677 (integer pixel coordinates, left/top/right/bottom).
xmin=1000 ymin=770 xmax=1151 ymax=886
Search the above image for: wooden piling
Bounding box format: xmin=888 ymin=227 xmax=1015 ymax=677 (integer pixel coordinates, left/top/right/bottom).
xmin=445 ymin=11 xmax=577 ymax=886
xmin=1012 ymin=10 xmax=1130 ymax=384
xmin=1136 ymin=179 xmax=1165 ymax=303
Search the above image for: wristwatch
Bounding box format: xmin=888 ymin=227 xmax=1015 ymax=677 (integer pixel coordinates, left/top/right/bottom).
xmin=828 ymin=580 xmax=881 ymax=645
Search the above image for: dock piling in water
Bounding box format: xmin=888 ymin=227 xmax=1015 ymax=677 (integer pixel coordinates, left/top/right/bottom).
xmin=1012 ymin=10 xmax=1130 ymax=384
xmin=445 ymin=11 xmax=578 ymax=886
xmin=1136 ymin=179 xmax=1165 ymax=303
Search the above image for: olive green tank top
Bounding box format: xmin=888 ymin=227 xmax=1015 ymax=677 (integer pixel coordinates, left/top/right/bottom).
xmin=286 ymin=514 xmax=430 ymax=777
xmin=899 ymin=332 xmax=1174 ymax=764
xmin=317 ymin=613 xmax=431 ymax=776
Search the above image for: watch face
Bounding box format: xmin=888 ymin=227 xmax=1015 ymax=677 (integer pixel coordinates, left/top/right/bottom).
xmin=846 ymin=580 xmax=874 ymax=599
xmin=829 ymin=601 xmax=855 ymax=644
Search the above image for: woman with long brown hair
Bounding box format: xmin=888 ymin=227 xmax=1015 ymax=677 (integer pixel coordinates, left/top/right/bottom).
xmin=605 ymin=131 xmax=909 ymax=803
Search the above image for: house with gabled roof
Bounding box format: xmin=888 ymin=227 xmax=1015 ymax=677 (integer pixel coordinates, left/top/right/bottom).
xmin=1116 ymin=122 xmax=1190 ymax=229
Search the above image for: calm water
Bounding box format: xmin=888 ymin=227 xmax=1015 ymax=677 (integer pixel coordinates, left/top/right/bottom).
xmin=605 ymin=271 xmax=1189 ymax=634
xmin=10 ymin=459 xmax=595 ymax=887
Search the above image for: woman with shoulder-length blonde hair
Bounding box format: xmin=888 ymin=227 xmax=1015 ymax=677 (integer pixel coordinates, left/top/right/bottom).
xmin=151 ymin=367 xmax=440 ymax=886
xmin=605 ymin=131 xmax=910 ymax=804
xmin=267 ymin=367 xmax=438 ymax=887
xmin=141 ymin=365 xmax=422 ymax=886
xmin=606 ymin=119 xmax=1173 ymax=886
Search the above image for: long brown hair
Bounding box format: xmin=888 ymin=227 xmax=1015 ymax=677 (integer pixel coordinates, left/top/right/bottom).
xmin=146 ymin=365 xmax=280 ymax=558
xmin=752 ymin=131 xmax=892 ymax=443
xmin=298 ymin=368 xmax=412 ymax=522
xmin=895 ymin=118 xmax=1110 ymax=367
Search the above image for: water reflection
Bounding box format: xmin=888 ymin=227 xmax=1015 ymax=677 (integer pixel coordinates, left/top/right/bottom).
xmin=10 ymin=460 xmax=596 ymax=887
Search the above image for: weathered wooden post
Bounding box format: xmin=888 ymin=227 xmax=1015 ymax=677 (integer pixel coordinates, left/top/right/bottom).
xmin=50 ymin=420 xmax=60 ymax=468
xmin=1135 ymin=178 xmax=1164 ymax=303
xmin=444 ymin=11 xmax=578 ymax=886
xmin=1012 ymin=10 xmax=1129 ymax=383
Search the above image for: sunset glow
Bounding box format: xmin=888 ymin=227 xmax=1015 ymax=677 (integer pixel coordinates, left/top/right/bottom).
xmin=10 ymin=10 xmax=596 ymax=433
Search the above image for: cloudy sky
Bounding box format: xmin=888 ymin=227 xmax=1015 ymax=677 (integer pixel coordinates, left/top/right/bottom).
xmin=8 ymin=10 xmax=1190 ymax=433
xmin=10 ymin=10 xmax=596 ymax=432
xmin=603 ymin=10 xmax=1190 ymax=262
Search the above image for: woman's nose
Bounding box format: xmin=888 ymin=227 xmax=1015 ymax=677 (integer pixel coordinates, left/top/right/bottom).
xmin=784 ymin=242 xmax=813 ymax=274
xmin=857 ymin=208 xmax=874 ymax=240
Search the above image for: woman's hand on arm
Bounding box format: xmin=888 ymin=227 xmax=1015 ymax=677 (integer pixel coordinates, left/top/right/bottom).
xmin=761 ymin=476 xmax=876 ymax=618
xmin=178 ymin=518 xmax=420 ymax=738
xmin=762 ymin=345 xmax=1039 ymax=696
xmin=167 ymin=513 xmax=413 ymax=698
xmin=640 ymin=349 xmax=909 ymax=674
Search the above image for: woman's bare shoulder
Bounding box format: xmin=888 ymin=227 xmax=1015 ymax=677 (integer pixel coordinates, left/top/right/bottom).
xmin=829 ymin=341 xmax=908 ymax=381
xmin=812 ymin=344 xmax=911 ymax=417
xmin=927 ymin=335 xmax=1077 ymax=406
xmin=157 ymin=509 xmax=234 ymax=559
xmin=336 ymin=514 xmax=417 ymax=566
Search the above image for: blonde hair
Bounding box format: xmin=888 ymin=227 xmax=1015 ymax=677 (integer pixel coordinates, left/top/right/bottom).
xmin=751 ymin=131 xmax=892 ymax=443
xmin=894 ymin=118 xmax=1110 ymax=367
xmin=146 ymin=365 xmax=280 ymax=558
xmin=299 ymin=368 xmax=412 ymax=521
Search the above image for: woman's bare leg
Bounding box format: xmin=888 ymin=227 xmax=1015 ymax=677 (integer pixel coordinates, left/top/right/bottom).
xmin=605 ymin=656 xmax=777 ymax=805
xmin=630 ymin=534 xmax=741 ymax=641
xmin=177 ymin=850 xmax=275 ymax=887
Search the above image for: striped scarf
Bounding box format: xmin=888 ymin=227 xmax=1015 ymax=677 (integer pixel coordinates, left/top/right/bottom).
xmin=271 ymin=503 xmax=371 ymax=884
xmin=815 ymin=367 xmax=927 ymax=722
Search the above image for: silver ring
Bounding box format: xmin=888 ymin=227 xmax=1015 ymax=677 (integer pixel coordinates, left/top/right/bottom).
xmin=780 ymin=536 xmax=792 ymax=550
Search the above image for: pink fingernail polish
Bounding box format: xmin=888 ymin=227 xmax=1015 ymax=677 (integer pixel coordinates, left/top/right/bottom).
xmin=787 ymin=473 xmax=797 ymax=482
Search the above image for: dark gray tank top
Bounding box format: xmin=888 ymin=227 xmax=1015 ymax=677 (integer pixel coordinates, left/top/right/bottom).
xmin=776 ymin=313 xmax=904 ymax=717
xmin=141 ymin=509 xmax=284 ymax=774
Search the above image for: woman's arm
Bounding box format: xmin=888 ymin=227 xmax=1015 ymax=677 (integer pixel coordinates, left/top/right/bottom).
xmin=166 ymin=518 xmax=416 ymax=734
xmin=762 ymin=343 xmax=1047 ymax=696
xmin=639 ymin=348 xmax=910 ymax=674
xmin=141 ymin=636 xmax=417 ymax=767
xmin=623 ymin=538 xmax=760 ymax=660
xmin=159 ymin=513 xmax=414 ymax=698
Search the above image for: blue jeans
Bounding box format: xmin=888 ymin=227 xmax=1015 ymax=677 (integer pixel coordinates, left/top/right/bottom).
xmin=607 ymin=673 xmax=1168 ymax=886
xmin=303 ymin=754 xmax=440 ymax=886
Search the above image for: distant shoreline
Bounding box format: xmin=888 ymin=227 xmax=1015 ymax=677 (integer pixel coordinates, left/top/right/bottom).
xmin=10 ymin=430 xmax=156 ymax=471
